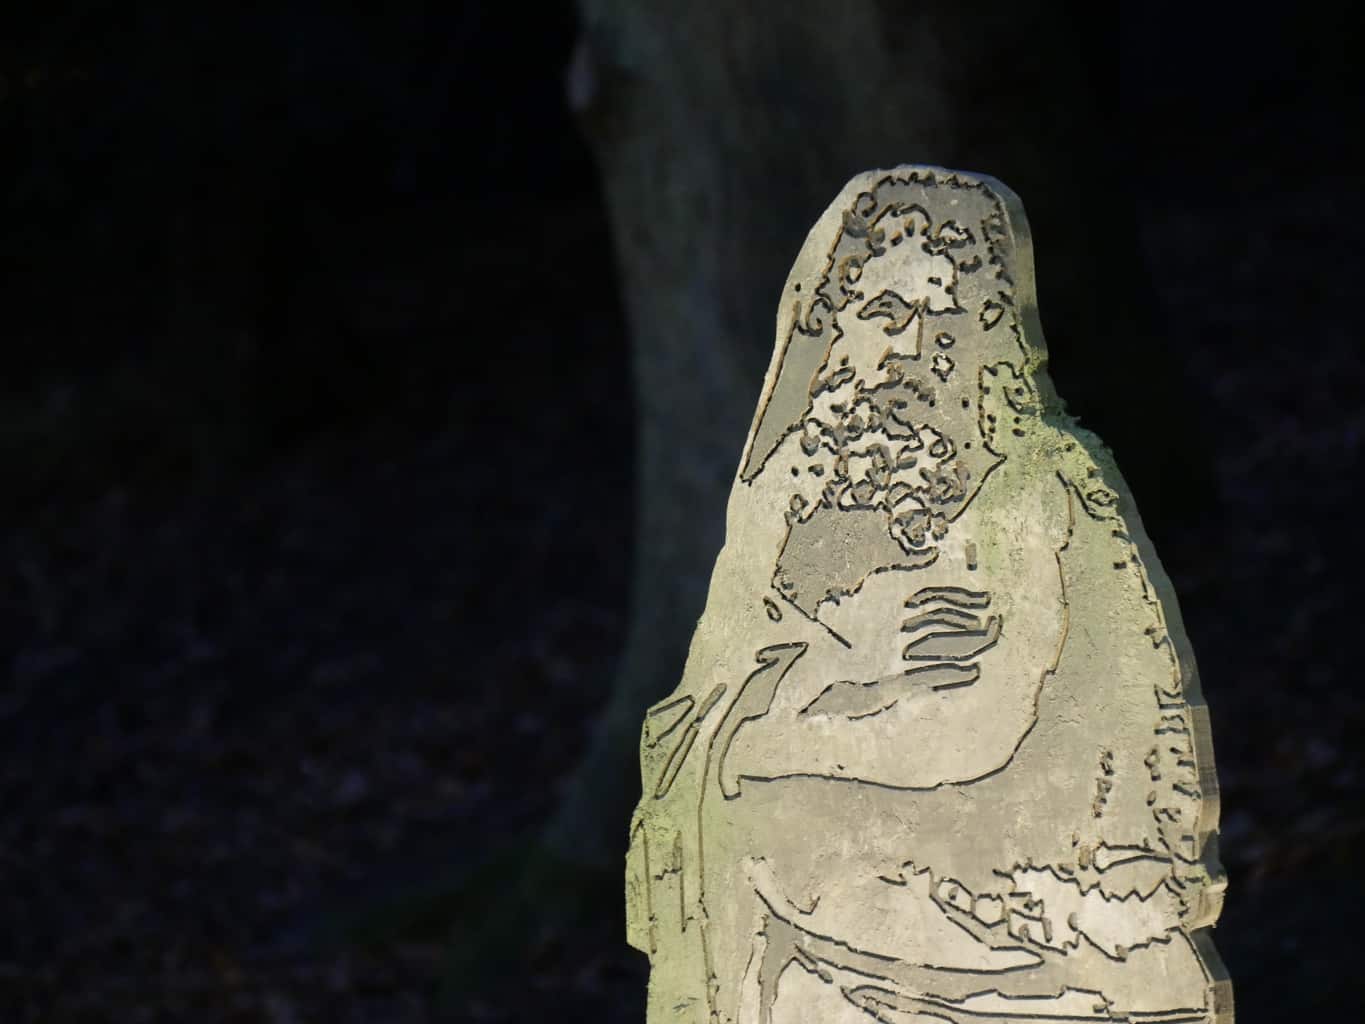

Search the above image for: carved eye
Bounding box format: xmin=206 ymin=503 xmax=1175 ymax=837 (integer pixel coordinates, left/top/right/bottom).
xmin=857 ymin=289 xmax=907 ymax=320
xmin=927 ymin=276 xmax=942 ymax=286
xmin=935 ymin=221 xmax=973 ymax=248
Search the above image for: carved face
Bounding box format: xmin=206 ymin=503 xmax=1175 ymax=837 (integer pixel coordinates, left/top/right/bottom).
xmin=701 ymin=182 xmax=1085 ymax=811
xmin=772 ymin=209 xmax=1006 ymax=620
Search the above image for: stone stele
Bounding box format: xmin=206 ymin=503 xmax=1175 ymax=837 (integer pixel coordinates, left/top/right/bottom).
xmin=624 ymin=166 xmax=1233 ymax=1024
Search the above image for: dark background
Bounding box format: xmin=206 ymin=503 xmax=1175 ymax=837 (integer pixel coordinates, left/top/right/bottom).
xmin=2 ymin=4 xmax=1361 ymax=1021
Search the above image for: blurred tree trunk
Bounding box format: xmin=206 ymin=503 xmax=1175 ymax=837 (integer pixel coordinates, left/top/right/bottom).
xmin=546 ymin=0 xmax=1212 ymax=868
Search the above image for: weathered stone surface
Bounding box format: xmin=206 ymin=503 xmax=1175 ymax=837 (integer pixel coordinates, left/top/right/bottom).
xmin=625 ymin=167 xmax=1232 ymax=1023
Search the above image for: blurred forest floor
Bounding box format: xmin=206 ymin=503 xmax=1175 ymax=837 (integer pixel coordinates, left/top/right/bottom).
xmin=3 ymin=11 xmax=1364 ymax=1023
xmin=1 ymin=195 xmax=650 ymax=1020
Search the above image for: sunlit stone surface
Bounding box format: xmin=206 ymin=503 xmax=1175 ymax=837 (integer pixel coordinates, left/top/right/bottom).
xmin=624 ymin=167 xmax=1232 ymax=1024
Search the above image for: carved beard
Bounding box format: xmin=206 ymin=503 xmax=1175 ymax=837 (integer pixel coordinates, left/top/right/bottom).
xmin=774 ymin=358 xmax=998 ymax=619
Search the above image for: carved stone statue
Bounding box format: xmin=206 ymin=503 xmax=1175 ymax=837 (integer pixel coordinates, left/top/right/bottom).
xmin=625 ymin=167 xmax=1233 ymax=1023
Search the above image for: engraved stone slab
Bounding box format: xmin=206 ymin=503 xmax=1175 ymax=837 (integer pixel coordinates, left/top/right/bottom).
xmin=625 ymin=167 xmax=1233 ymax=1024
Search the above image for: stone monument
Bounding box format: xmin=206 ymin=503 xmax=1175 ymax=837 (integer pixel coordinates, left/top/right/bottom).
xmin=624 ymin=167 xmax=1232 ymax=1023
